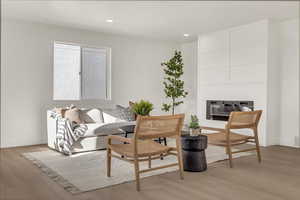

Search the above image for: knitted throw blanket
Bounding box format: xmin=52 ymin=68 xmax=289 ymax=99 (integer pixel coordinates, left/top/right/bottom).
xmin=50 ymin=111 xmax=88 ymax=155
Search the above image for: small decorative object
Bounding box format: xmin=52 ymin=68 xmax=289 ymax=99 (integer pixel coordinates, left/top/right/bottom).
xmin=189 ymin=115 xmax=200 ymax=136
xmin=131 ymin=100 xmax=154 ymax=116
xmin=161 ymin=50 xmax=188 ymax=115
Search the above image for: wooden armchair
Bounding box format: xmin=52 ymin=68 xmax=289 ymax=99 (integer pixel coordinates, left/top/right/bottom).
xmin=107 ymin=114 xmax=185 ymax=191
xmin=200 ymin=110 xmax=262 ymax=168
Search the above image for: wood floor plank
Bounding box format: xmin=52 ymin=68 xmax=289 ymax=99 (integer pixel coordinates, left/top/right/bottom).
xmin=1 ymin=145 xmax=300 ymax=200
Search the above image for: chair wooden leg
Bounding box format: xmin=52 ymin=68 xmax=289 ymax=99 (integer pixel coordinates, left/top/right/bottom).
xmin=148 ymin=156 xmax=151 ymax=168
xmin=256 ymin=144 xmax=262 ymax=163
xmin=227 ymin=145 xmax=233 ymax=168
xmin=134 ymin=158 xmax=140 ymax=191
xmin=254 ymin=128 xmax=262 ymax=163
xmin=176 ymin=137 xmax=184 ymax=180
xmin=107 ymin=147 xmax=111 ymax=177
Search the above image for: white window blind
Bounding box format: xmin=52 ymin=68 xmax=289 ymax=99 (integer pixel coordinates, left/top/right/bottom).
xmin=53 ymin=42 xmax=110 ymax=100
xmin=53 ymin=43 xmax=81 ymax=100
xmin=81 ymin=47 xmax=107 ymax=99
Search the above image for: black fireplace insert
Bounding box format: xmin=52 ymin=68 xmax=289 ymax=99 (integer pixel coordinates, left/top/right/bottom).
xmin=206 ymin=100 xmax=254 ymax=121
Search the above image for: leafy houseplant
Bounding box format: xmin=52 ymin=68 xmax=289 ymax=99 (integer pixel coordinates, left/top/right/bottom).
xmin=189 ymin=115 xmax=200 ymax=136
xmin=131 ymin=100 xmax=154 ymax=116
xmin=161 ymin=50 xmax=188 ymax=115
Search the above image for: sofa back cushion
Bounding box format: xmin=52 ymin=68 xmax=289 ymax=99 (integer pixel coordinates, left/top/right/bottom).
xmin=80 ymin=108 xmax=104 ymax=123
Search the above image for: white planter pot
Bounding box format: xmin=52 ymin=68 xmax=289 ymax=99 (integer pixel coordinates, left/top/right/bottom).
xmin=189 ymin=128 xmax=199 ymax=136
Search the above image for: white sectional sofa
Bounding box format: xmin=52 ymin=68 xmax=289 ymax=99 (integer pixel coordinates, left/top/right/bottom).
xmin=47 ymin=107 xmax=135 ymax=153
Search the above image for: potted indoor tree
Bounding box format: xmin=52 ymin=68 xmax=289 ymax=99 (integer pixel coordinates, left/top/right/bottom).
xmin=161 ymin=50 xmax=188 ymax=115
xmin=189 ymin=115 xmax=200 ymax=136
xmin=131 ymin=100 xmax=154 ymax=116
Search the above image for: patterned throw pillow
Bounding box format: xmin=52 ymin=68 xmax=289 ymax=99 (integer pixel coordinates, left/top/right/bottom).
xmin=116 ymin=105 xmax=135 ymax=121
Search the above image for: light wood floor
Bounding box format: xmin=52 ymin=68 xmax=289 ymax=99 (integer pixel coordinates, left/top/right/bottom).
xmin=1 ymin=145 xmax=300 ymax=200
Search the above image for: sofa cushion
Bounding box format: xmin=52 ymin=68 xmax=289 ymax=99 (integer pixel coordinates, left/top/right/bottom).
xmin=84 ymin=123 xmax=124 ymax=137
xmin=80 ymin=108 xmax=103 ymax=123
xmin=64 ymin=107 xmax=82 ymax=124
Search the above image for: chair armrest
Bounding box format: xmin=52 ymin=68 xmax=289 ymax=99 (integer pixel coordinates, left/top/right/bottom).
xmin=199 ymin=126 xmax=225 ymax=132
xmin=107 ymin=135 xmax=132 ymax=144
xmin=138 ymin=131 xmax=175 ymax=140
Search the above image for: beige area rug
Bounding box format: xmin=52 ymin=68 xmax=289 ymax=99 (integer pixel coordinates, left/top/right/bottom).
xmin=23 ymin=144 xmax=253 ymax=194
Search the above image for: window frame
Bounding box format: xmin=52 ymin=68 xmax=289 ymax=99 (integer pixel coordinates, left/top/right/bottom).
xmin=52 ymin=41 xmax=112 ymax=101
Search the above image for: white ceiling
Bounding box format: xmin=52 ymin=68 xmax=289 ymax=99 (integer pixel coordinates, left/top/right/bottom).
xmin=2 ymin=1 xmax=299 ymax=42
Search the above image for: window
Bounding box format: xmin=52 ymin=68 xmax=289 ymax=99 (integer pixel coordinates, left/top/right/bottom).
xmin=53 ymin=42 xmax=111 ymax=100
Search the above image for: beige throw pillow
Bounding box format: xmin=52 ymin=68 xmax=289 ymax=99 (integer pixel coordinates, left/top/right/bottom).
xmin=53 ymin=107 xmax=68 ymax=117
xmin=64 ymin=107 xmax=82 ymax=124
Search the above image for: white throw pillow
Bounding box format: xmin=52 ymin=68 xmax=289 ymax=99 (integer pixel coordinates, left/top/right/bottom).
xmin=80 ymin=108 xmax=103 ymax=123
xmin=102 ymin=108 xmax=126 ymax=123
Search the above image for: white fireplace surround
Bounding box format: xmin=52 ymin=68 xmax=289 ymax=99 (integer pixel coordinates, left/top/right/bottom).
xmin=193 ymin=19 xmax=299 ymax=147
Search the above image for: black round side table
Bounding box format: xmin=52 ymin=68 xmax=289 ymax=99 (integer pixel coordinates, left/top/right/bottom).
xmin=181 ymin=134 xmax=208 ymax=172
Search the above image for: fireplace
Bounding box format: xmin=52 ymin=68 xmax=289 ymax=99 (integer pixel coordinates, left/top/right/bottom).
xmin=206 ymin=100 xmax=254 ymax=121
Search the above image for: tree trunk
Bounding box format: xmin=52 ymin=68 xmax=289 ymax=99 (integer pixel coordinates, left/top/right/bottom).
xmin=172 ymin=98 xmax=175 ymax=115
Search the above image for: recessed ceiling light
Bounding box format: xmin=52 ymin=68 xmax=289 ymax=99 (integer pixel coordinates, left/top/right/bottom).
xmin=106 ymin=19 xmax=113 ymax=23
xmin=183 ymin=34 xmax=189 ymax=37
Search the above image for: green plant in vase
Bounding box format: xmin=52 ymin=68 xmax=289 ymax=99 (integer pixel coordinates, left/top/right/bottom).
xmin=131 ymin=100 xmax=154 ymax=116
xmin=189 ymin=115 xmax=200 ymax=136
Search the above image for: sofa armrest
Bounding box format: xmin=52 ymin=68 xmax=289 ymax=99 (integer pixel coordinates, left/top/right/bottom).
xmin=47 ymin=110 xmax=57 ymax=149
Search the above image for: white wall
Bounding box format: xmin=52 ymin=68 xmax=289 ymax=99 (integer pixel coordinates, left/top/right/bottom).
xmin=266 ymin=21 xmax=281 ymax=145
xmin=278 ymin=18 xmax=299 ymax=147
xmin=1 ymin=19 xmax=179 ymax=148
xmin=179 ymin=41 xmax=198 ymax=122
